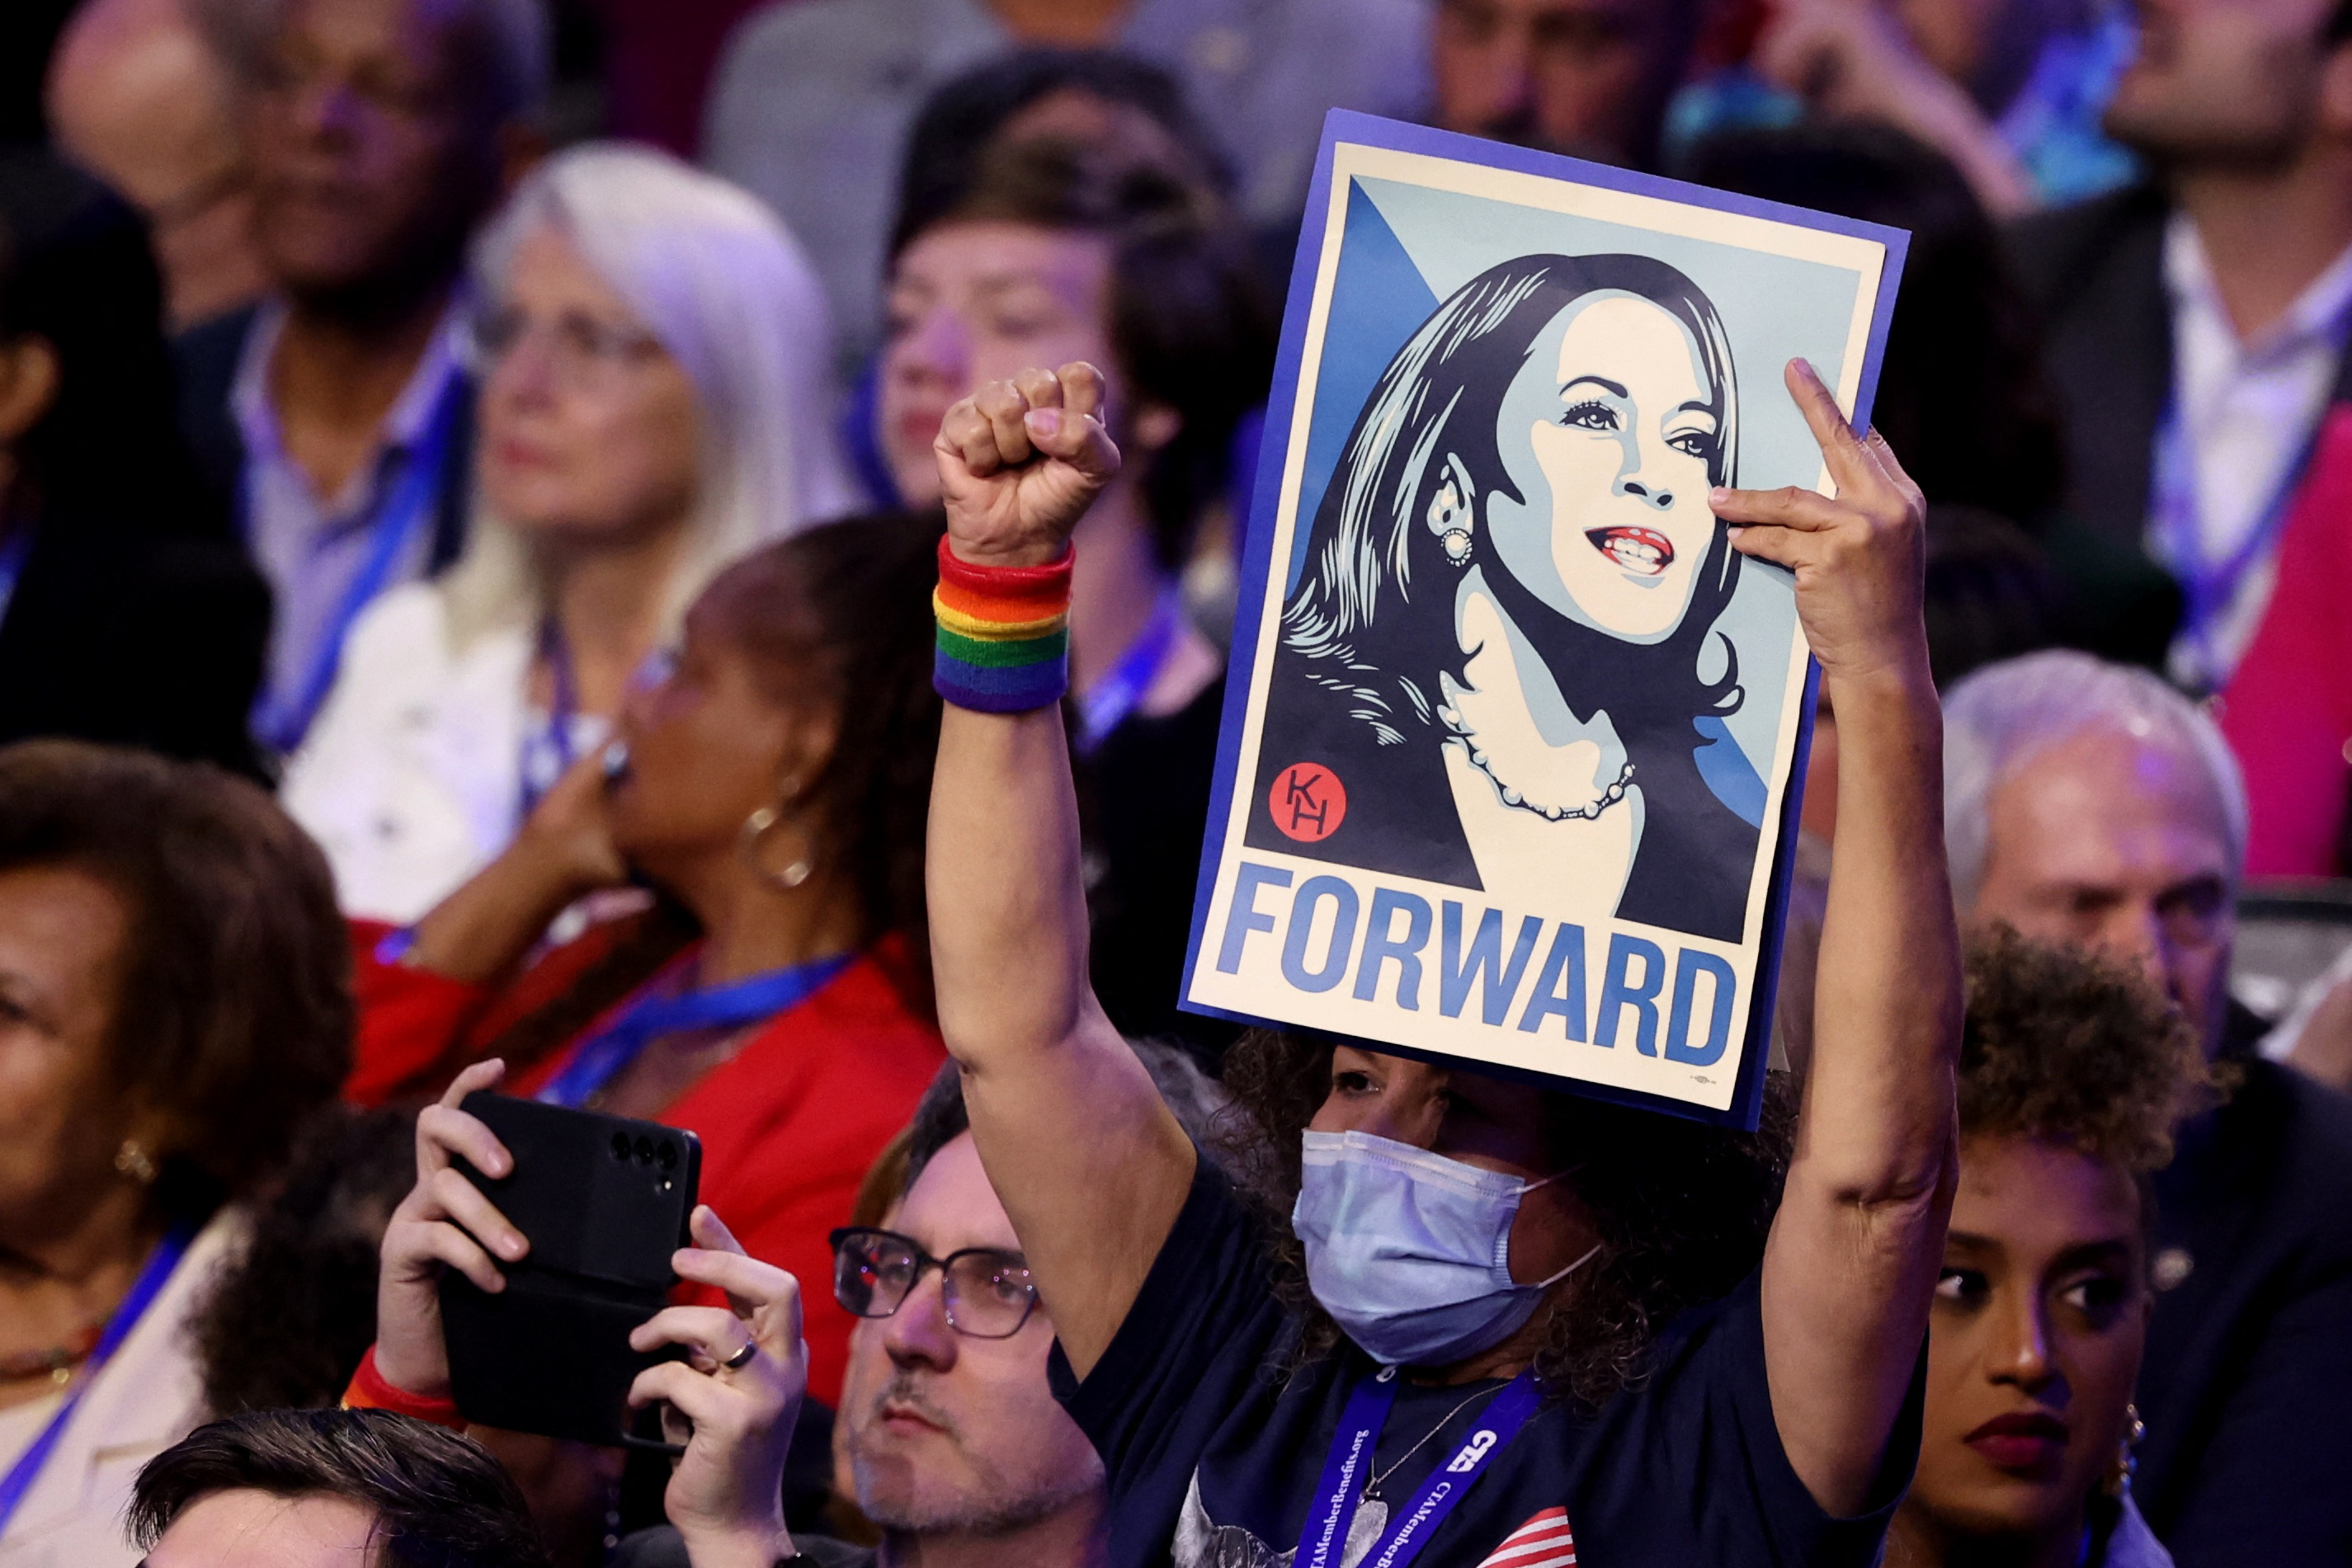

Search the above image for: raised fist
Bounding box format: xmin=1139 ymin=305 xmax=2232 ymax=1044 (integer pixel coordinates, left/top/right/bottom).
xmin=934 ymin=363 xmax=1121 ymax=567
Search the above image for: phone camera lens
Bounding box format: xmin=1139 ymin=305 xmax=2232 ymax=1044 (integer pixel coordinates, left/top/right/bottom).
xmin=610 ymin=1132 xmax=631 ymax=1162
xmin=634 ymin=1135 xmax=655 ymax=1165
xmin=657 ymin=1142 xmax=677 ymax=1170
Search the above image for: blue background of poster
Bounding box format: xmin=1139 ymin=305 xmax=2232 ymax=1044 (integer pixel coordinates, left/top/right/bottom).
xmin=1283 ymin=175 xmax=1871 ymax=805
xmin=1181 ymin=111 xmax=1908 ymax=1128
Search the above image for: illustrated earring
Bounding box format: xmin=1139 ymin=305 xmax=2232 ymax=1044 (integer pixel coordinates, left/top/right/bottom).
xmin=739 ymin=778 xmax=816 ymax=891
xmin=1426 ymin=453 xmax=1477 ymax=567
xmin=2105 ymin=1404 xmax=2145 ymax=1499
xmin=114 ymin=1140 xmax=157 ymax=1185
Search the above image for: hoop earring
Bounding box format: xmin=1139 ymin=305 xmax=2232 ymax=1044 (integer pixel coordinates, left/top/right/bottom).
xmin=738 ymin=790 xmax=816 ymax=892
xmin=114 ymin=1140 xmax=157 ymax=1186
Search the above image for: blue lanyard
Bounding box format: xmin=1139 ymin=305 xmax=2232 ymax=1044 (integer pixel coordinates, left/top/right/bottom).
xmin=0 ymin=523 xmax=34 ymax=631
xmin=0 ymin=1225 xmax=196 ymax=1537
xmin=1295 ymin=1368 xmax=1543 ymax=1568
xmin=252 ymin=374 xmax=465 ymax=755
xmin=1077 ymin=589 xmax=1185 ymax=756
xmin=2152 ymin=402 xmax=2320 ymax=688
xmin=536 ymin=951 xmax=856 ymax=1109
xmin=517 ymin=617 xmax=582 ymax=821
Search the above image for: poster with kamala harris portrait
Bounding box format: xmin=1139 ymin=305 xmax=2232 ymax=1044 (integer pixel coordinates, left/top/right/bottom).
xmin=1181 ymin=112 xmax=1907 ymax=1128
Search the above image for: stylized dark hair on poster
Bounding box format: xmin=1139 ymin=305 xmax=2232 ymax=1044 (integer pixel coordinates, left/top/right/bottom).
xmin=1247 ymin=252 xmax=1760 ymax=941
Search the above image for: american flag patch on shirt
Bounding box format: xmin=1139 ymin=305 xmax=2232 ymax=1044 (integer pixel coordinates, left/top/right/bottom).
xmin=1475 ymin=1507 xmax=1577 ymax=1568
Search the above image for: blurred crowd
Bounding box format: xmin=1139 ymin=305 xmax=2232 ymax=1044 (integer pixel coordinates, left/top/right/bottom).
xmin=0 ymin=0 xmax=2348 ymax=1566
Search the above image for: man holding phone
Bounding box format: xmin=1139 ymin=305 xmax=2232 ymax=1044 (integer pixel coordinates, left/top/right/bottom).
xmin=358 ymin=1059 xmax=816 ymax=1568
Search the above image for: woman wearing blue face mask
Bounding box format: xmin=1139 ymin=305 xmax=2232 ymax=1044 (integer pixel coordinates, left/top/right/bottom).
xmin=925 ymin=358 xmax=1958 ymax=1568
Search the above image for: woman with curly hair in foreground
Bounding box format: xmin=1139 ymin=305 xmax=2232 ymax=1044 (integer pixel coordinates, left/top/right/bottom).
xmin=1889 ymin=930 xmax=2214 ymax=1568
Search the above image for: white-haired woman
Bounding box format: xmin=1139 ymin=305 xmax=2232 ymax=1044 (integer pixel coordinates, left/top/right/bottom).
xmin=285 ymin=143 xmax=857 ymax=922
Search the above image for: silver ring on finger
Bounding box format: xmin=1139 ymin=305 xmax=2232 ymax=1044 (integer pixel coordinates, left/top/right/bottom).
xmin=719 ymin=1338 xmax=757 ymax=1373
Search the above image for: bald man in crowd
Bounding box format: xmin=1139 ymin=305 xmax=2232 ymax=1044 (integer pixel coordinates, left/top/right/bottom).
xmin=45 ymin=0 xmax=266 ymax=329
xmin=1944 ymin=649 xmax=2352 ymax=1566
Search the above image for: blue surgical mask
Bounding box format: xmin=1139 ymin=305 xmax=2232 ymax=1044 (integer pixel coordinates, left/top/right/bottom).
xmin=1291 ymin=1129 xmax=1600 ymax=1368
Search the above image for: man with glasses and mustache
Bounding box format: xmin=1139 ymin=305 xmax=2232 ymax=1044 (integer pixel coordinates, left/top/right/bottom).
xmin=615 ymin=1050 xmax=1221 ymax=1568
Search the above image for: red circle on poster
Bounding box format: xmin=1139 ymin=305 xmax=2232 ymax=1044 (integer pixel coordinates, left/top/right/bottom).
xmin=1268 ymin=763 xmax=1347 ymax=842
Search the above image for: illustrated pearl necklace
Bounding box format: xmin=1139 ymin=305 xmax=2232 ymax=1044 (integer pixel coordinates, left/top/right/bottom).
xmin=1439 ymin=707 xmax=1636 ymax=822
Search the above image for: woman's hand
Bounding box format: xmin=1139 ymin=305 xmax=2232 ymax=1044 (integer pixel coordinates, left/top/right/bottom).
xmin=1712 ymin=358 xmax=1930 ymax=692
xmin=627 ymin=1208 xmax=807 ymax=1568
xmin=935 ymin=362 xmax=1122 ymax=568
xmin=404 ymin=751 xmax=627 ymax=985
xmin=513 ymin=747 xmax=630 ymax=895
xmin=375 ymin=1060 xmax=530 ymax=1398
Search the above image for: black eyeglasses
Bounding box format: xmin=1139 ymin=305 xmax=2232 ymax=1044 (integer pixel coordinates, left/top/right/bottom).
xmin=829 ymin=1227 xmax=1039 ymax=1340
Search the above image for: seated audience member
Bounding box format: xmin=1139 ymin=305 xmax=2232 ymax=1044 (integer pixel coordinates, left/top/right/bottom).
xmin=346 ymin=513 xmax=946 ymax=1412
xmin=192 ymin=1106 xmax=417 ymax=1415
xmin=884 ymin=139 xmax=1274 ymax=1052
xmin=128 ymin=1407 xmax=551 ymax=1567
xmin=620 ymin=1046 xmax=1223 ymax=1568
xmin=0 ymin=152 xmax=270 ymax=775
xmin=865 ymin=50 xmax=1251 ymax=501
xmin=2006 ymin=0 xmax=2352 ymax=873
xmin=177 ymin=0 xmax=549 ymax=758
xmin=702 ymin=0 xmax=1426 ymax=373
xmin=1893 ymin=931 xmax=2213 ymax=1568
xmin=890 ymin=50 xmax=1236 ymax=261
xmin=284 ymin=143 xmax=854 ymax=923
xmin=1689 ymin=123 xmax=2180 ymax=670
xmin=1944 ymin=649 xmax=2352 ymax=1565
xmin=356 ymin=1070 xmax=824 ymax=1568
xmin=43 ymin=0 xmax=266 ymax=330
xmin=921 ymin=343 xmax=1954 ymax=1562
xmin=0 ymin=741 xmax=350 ymax=1564
xmin=1428 ymin=0 xmax=1703 ymax=169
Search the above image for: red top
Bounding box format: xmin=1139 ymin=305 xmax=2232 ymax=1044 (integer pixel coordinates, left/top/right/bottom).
xmin=346 ymin=920 xmax=945 ymax=1407
xmin=2220 ymin=403 xmax=2352 ymax=878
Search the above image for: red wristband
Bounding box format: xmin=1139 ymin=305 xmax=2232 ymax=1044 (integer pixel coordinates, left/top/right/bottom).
xmin=342 ymin=1344 xmax=465 ymax=1431
xmin=936 ymin=534 xmax=1073 ymax=600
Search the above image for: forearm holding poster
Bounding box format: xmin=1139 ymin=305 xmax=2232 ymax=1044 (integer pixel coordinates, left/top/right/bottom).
xmin=1181 ymin=112 xmax=1908 ymax=1128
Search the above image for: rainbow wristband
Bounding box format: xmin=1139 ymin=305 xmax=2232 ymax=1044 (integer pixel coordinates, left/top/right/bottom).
xmin=934 ymin=536 xmax=1073 ymax=713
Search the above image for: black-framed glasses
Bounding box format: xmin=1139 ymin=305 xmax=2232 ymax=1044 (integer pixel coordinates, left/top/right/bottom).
xmin=829 ymin=1227 xmax=1039 ymax=1340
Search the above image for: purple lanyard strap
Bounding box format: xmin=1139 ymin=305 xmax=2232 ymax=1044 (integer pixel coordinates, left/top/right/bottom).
xmin=1295 ymin=1368 xmax=1544 ymax=1568
xmin=0 ymin=1224 xmax=196 ymax=1537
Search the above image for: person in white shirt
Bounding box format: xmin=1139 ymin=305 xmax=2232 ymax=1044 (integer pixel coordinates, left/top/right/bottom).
xmin=2007 ymin=0 xmax=2352 ymax=691
xmin=284 ymin=143 xmax=858 ymax=924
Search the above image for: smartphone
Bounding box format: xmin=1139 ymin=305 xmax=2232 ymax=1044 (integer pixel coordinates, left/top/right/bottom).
xmin=438 ymin=1092 xmax=703 ymax=1448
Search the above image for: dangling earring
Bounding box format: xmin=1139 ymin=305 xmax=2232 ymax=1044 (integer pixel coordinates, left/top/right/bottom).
xmin=2105 ymin=1404 xmax=2145 ymax=1499
xmin=738 ymin=779 xmax=816 ymax=892
xmin=1426 ymin=453 xmax=1477 ymax=567
xmin=114 ymin=1140 xmax=157 ymax=1185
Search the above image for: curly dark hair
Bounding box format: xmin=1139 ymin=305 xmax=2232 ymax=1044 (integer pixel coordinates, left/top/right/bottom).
xmin=1959 ymin=926 xmax=2214 ymax=1174
xmin=0 ymin=740 xmax=351 ymax=1214
xmin=1214 ymin=1029 xmax=1794 ymax=1410
xmin=193 ymin=1105 xmax=417 ymax=1415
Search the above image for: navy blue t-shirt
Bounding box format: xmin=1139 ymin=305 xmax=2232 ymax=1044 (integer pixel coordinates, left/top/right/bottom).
xmin=1049 ymin=1159 xmax=1921 ymax=1568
